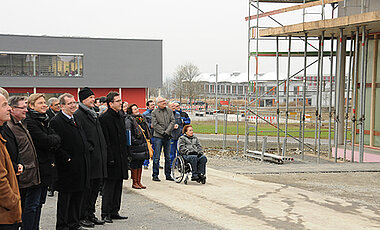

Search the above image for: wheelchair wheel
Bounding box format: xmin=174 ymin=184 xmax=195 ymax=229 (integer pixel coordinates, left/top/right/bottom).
xmin=171 ymin=156 xmax=185 ymax=183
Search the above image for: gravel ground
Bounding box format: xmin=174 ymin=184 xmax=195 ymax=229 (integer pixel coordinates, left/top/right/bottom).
xmin=205 ymin=148 xmax=380 ymax=211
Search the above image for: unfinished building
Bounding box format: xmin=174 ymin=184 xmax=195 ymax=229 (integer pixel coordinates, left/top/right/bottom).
xmin=245 ymin=0 xmax=380 ymax=163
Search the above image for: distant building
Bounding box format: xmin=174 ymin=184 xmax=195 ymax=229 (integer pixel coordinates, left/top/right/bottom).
xmin=196 ymin=72 xmax=335 ymax=107
xmin=0 ymin=34 xmax=162 ymax=108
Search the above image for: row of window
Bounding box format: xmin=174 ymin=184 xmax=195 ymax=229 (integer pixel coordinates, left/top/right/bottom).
xmin=0 ymin=53 xmax=83 ymax=77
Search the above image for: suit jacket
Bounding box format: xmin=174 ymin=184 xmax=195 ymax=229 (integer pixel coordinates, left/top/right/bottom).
xmin=74 ymin=104 xmax=107 ymax=179
xmin=50 ymin=111 xmax=89 ymax=192
xmin=0 ymin=132 xmax=22 ymax=225
xmin=99 ymin=108 xmax=129 ymax=180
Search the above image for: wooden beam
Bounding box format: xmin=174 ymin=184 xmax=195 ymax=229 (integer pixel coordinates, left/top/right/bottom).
xmin=259 ymin=11 xmax=380 ymax=37
xmin=245 ymin=0 xmax=343 ymax=21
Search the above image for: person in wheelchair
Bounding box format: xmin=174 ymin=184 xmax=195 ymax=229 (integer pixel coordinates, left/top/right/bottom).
xmin=178 ymin=125 xmax=207 ymax=182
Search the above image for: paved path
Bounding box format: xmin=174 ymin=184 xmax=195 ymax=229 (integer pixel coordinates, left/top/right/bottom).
xmin=138 ymin=167 xmax=380 ymax=230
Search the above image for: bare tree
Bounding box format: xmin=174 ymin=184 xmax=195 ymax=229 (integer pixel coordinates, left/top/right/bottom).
xmin=173 ymin=63 xmax=201 ymax=104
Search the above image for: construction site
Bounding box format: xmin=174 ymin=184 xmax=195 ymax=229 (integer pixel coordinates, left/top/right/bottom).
xmin=224 ymin=0 xmax=380 ymax=164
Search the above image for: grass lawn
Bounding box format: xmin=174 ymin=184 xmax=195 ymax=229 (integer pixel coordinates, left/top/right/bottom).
xmin=191 ymin=121 xmax=352 ymax=140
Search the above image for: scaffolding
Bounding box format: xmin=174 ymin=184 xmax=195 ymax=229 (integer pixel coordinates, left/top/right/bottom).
xmin=245 ymin=0 xmax=380 ymax=163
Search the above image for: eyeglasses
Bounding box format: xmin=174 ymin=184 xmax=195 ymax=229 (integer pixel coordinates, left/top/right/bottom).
xmin=13 ymin=106 xmax=28 ymax=110
xmin=66 ymin=102 xmax=79 ymax=106
xmin=52 ymin=104 xmax=59 ymax=107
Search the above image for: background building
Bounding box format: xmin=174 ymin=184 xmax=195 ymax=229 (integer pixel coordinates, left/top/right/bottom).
xmin=0 ymin=34 xmax=162 ymax=108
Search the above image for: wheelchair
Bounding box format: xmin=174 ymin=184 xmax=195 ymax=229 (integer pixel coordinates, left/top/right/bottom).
xmin=171 ymin=155 xmax=206 ymax=185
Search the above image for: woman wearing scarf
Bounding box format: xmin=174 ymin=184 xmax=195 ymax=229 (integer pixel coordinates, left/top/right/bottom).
xmin=124 ymin=104 xmax=151 ymax=189
xmin=25 ymin=93 xmax=61 ymax=230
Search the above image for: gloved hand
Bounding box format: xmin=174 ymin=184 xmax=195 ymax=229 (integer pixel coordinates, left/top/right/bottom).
xmin=163 ymin=132 xmax=171 ymax=140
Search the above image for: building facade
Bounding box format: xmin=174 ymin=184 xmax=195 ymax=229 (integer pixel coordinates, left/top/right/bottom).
xmin=0 ymin=34 xmax=162 ymax=108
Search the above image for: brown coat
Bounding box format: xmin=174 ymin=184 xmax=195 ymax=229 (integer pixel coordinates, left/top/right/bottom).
xmin=7 ymin=116 xmax=41 ymax=189
xmin=0 ymin=133 xmax=22 ymax=225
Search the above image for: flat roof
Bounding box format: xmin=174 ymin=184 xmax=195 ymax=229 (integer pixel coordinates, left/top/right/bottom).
xmin=259 ymin=11 xmax=380 ymax=37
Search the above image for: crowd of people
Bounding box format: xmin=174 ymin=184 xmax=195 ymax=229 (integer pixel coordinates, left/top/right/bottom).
xmin=0 ymin=87 xmax=207 ymax=230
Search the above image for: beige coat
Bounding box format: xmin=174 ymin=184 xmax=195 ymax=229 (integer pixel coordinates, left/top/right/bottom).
xmin=0 ymin=133 xmax=22 ymax=225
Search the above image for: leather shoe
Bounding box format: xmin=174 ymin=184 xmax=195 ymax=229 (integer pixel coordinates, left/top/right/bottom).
xmin=80 ymin=219 xmax=95 ymax=228
xmin=102 ymin=215 xmax=113 ymax=223
xmin=89 ymin=217 xmax=105 ymax=225
xmin=166 ymin=176 xmax=175 ymax=181
xmin=110 ymin=214 xmax=128 ymax=220
xmin=152 ymin=177 xmax=161 ymax=182
xmin=75 ymin=227 xmax=87 ymax=230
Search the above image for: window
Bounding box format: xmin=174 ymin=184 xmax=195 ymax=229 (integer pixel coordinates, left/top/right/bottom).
xmin=0 ymin=52 xmax=83 ymax=77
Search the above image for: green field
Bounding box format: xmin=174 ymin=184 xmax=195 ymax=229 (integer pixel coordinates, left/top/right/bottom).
xmin=192 ymin=121 xmax=352 ymax=140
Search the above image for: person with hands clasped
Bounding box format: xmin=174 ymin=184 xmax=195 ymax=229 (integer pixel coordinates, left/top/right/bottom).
xmin=178 ymin=125 xmax=207 ymax=182
xmin=151 ymin=97 xmax=175 ymax=182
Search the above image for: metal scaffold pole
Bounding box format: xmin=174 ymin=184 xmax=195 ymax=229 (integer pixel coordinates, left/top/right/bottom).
xmin=343 ymin=32 xmax=354 ymax=162
xmin=282 ymin=35 xmax=291 ymax=157
xmin=317 ymin=31 xmax=325 ymax=163
xmin=359 ymin=26 xmax=368 ymax=163
xmin=328 ymin=34 xmax=334 ymax=159
xmin=334 ymin=28 xmax=344 ymax=163
xmin=276 ymin=36 xmax=281 ymax=155
xmin=255 ymin=0 xmax=259 ymax=151
xmin=244 ymin=0 xmax=251 ymax=155
xmin=315 ymin=36 xmax=322 ymax=156
xmin=351 ymin=27 xmax=360 ymax=162
xmin=301 ymin=33 xmax=308 ymax=160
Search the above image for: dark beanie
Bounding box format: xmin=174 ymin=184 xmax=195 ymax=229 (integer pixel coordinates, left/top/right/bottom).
xmin=79 ymin=87 xmax=94 ymax=102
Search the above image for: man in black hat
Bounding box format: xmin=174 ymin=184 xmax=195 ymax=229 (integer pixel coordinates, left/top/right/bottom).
xmin=75 ymin=87 xmax=107 ymax=227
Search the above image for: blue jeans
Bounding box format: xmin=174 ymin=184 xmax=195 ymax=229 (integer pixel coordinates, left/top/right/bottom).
xmin=182 ymin=155 xmax=207 ymax=177
xmin=170 ymin=139 xmax=178 ymax=168
xmin=152 ymin=137 xmax=171 ymax=178
xmin=34 ymin=186 xmax=48 ymax=230
xmin=20 ymin=186 xmax=43 ymax=230
xmin=143 ymin=137 xmax=155 ymax=167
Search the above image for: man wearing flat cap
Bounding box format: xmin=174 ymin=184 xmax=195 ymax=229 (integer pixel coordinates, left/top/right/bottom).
xmin=75 ymin=87 xmax=107 ymax=227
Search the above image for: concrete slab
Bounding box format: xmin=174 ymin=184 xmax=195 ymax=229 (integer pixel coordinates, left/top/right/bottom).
xmin=135 ymin=167 xmax=380 ymax=230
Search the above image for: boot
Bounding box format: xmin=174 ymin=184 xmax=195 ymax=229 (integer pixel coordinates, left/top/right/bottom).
xmin=131 ymin=169 xmax=141 ymax=189
xmin=137 ymin=168 xmax=146 ymax=189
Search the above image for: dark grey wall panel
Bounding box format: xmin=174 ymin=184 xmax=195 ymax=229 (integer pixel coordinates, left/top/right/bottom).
xmin=0 ymin=34 xmax=162 ymax=88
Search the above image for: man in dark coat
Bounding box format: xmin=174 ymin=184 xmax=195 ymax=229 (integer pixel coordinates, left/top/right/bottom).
xmin=99 ymin=91 xmax=129 ymax=223
xmin=75 ymin=87 xmax=107 ymax=227
xmin=50 ymin=93 xmax=89 ymax=230
xmin=46 ymin=97 xmax=60 ymax=122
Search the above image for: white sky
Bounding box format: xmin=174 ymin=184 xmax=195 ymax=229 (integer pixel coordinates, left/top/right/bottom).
xmin=1 ymin=0 xmax=334 ymax=81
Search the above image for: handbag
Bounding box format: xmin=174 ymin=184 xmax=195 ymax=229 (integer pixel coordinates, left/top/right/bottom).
xmin=138 ymin=125 xmax=154 ymax=159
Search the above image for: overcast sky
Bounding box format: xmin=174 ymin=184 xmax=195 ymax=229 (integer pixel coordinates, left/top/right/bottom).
xmin=1 ymin=1 xmax=332 ymax=80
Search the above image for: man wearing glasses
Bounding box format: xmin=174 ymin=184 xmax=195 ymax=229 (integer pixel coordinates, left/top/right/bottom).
xmin=7 ymin=96 xmax=41 ymax=230
xmin=151 ymin=97 xmax=175 ymax=182
xmin=46 ymin=97 xmax=60 ymax=122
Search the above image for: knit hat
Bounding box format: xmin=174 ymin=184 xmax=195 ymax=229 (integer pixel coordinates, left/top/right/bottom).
xmin=79 ymin=87 xmax=94 ymax=102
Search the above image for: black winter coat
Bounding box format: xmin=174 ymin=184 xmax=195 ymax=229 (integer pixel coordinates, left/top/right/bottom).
xmin=125 ymin=115 xmax=150 ymax=161
xmin=26 ymin=110 xmax=61 ymax=186
xmin=50 ymin=112 xmax=90 ymax=192
xmin=0 ymin=124 xmax=21 ymax=173
xmin=74 ymin=104 xmax=107 ymax=179
xmin=99 ymin=108 xmax=129 ymax=180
